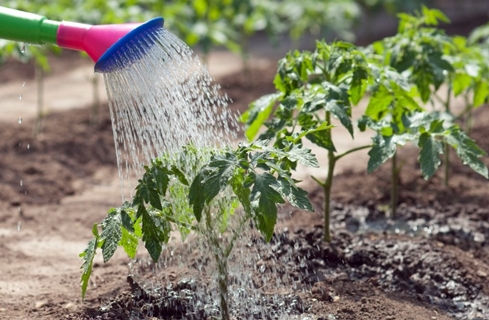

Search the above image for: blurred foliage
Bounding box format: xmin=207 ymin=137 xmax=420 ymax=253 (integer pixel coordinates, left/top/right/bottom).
xmin=0 ymin=0 xmax=436 ymax=66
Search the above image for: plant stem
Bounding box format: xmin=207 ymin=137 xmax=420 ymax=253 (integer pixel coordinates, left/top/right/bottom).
xmin=391 ymin=151 xmax=399 ymax=217
xmin=443 ymin=143 xmax=450 ymax=188
xmin=204 ymin=207 xmax=230 ymax=320
xmin=322 ymin=111 xmax=335 ymax=242
xmin=443 ymin=86 xmax=452 ymax=188
xmin=335 ymin=145 xmax=372 ymax=161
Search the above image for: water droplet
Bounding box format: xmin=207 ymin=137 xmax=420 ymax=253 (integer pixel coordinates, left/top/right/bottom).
xmin=17 ymin=221 xmax=22 ymax=231
xmin=18 ymin=117 xmax=22 ymax=124
xmin=26 ymin=144 xmax=30 ymax=149
xmin=20 ymin=180 xmax=23 ymax=186
xmin=19 ymin=94 xmax=22 ymax=100
xmin=20 ymin=43 xmax=26 ymax=54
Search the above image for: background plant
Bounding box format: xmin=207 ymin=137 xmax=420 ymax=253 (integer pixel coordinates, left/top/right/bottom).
xmin=80 ymin=141 xmax=316 ymax=320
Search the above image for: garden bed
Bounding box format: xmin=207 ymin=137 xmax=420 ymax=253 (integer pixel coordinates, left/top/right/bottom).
xmin=0 ymin=63 xmax=488 ymax=320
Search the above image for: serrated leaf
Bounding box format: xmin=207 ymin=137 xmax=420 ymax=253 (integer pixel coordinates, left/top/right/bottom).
xmin=367 ymin=133 xmax=414 ymax=173
xmin=140 ymin=206 xmax=170 ymax=262
xmin=445 ymin=128 xmax=488 ymax=178
xmin=367 ymin=135 xmax=398 ymax=173
xmin=120 ymin=208 xmax=135 ymax=233
xmin=80 ymin=223 xmax=99 ymax=300
xmin=100 ymin=212 xmax=122 ymax=263
xmin=152 ymin=166 xmax=170 ymax=196
xmin=241 ymin=92 xmax=281 ymax=141
xmin=285 ymin=144 xmax=320 ymax=168
xmin=120 ymin=227 xmax=138 ymax=259
xmin=276 ymin=176 xmax=313 ymax=212
xmin=231 ymin=172 xmax=252 ymax=214
xmin=418 ymin=132 xmax=443 ymax=180
xmin=325 ymin=100 xmax=353 ymax=137
xmin=250 ymin=172 xmax=285 ymax=241
xmin=171 ymin=165 xmax=189 ymax=185
xmin=474 ymin=81 xmax=489 ymax=107
xmin=189 ymin=153 xmax=239 ymax=220
xmin=350 ymin=67 xmax=368 ymax=105
xmin=366 ymin=86 xmax=394 ymax=121
xmin=148 ymin=188 xmax=162 ymax=210
xmin=452 ymin=73 xmax=472 ymax=96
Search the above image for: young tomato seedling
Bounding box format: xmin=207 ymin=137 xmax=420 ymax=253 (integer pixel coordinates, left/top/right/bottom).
xmin=80 ymin=141 xmax=316 ymax=320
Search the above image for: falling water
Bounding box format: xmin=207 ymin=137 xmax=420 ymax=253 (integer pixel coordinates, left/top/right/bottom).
xmin=102 ymin=28 xmax=238 ymax=200
xmin=100 ymin=27 xmax=302 ymax=319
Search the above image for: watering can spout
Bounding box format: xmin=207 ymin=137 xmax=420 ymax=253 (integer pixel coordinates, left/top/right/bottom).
xmin=0 ymin=6 xmax=164 ymax=73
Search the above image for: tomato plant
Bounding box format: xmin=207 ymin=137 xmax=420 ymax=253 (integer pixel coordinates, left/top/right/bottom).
xmin=370 ymin=6 xmax=489 ymax=188
xmin=243 ymin=7 xmax=489 ymax=240
xmin=80 ymin=141 xmax=316 ymax=320
xmin=241 ymin=41 xmax=377 ymax=242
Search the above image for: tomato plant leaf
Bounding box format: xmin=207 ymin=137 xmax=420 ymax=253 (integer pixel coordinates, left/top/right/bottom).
xmin=120 ymin=227 xmax=138 ymax=259
xmin=418 ymin=132 xmax=443 ymax=180
xmin=473 ymin=81 xmax=489 ymax=107
xmin=250 ymin=172 xmax=284 ymax=241
xmin=80 ymin=223 xmax=99 ymax=300
xmin=189 ymin=152 xmax=239 ymax=220
xmin=140 ymin=206 xmax=170 ymax=262
xmin=100 ymin=209 xmax=122 ymax=263
xmin=276 ymin=176 xmax=313 ymax=212
xmin=350 ymin=67 xmax=368 ymax=105
xmin=171 ymin=165 xmax=189 ymax=185
xmin=366 ymin=86 xmax=394 ymax=121
xmin=445 ymin=127 xmax=489 ymax=178
xmin=241 ymin=92 xmax=281 ymax=141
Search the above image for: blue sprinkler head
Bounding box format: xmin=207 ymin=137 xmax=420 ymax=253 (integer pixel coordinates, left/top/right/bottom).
xmin=94 ymin=17 xmax=165 ymax=73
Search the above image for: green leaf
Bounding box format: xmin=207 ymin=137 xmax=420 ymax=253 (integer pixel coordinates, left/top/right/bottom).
xmin=120 ymin=208 xmax=135 ymax=233
xmin=120 ymin=227 xmax=138 ymax=259
xmin=366 ymin=86 xmax=394 ymax=121
xmin=250 ymin=172 xmax=285 ymax=241
xmin=152 ymin=165 xmax=170 ymax=196
xmin=100 ymin=211 xmax=122 ymax=263
xmin=325 ymin=100 xmax=353 ymax=137
xmin=189 ymin=153 xmax=239 ymax=220
xmin=276 ymin=176 xmax=313 ymax=212
xmin=140 ymin=206 xmax=169 ymax=262
xmin=231 ymin=172 xmax=252 ymax=215
xmin=473 ymin=81 xmax=489 ymax=107
xmin=241 ymin=92 xmax=281 ymax=141
xmin=418 ymin=132 xmax=443 ymax=180
xmin=171 ymin=165 xmax=189 ymax=185
xmin=445 ymin=127 xmax=488 ymax=178
xmin=367 ymin=135 xmax=398 ymax=173
xmin=367 ymin=133 xmax=414 ymax=173
xmin=80 ymin=224 xmax=99 ymax=300
xmin=452 ymin=73 xmax=472 ymax=96
xmin=285 ymin=143 xmax=320 ymax=168
xmin=350 ymin=67 xmax=368 ymax=105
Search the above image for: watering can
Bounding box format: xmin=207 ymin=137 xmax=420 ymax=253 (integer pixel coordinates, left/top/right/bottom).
xmin=0 ymin=6 xmax=164 ymax=72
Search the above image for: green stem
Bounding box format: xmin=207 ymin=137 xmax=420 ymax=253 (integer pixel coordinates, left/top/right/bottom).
xmin=323 ymin=111 xmax=335 ymax=242
xmin=204 ymin=207 xmax=230 ymax=320
xmin=334 ymin=145 xmax=372 ymax=161
xmin=443 ymin=143 xmax=450 ymax=188
xmin=443 ymin=86 xmax=452 ymax=188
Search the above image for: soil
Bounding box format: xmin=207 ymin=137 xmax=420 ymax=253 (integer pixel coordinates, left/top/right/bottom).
xmin=1 ymin=51 xmax=489 ymax=320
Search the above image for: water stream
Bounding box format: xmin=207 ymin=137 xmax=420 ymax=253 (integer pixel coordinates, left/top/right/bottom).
xmin=100 ymin=27 xmax=306 ymax=319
